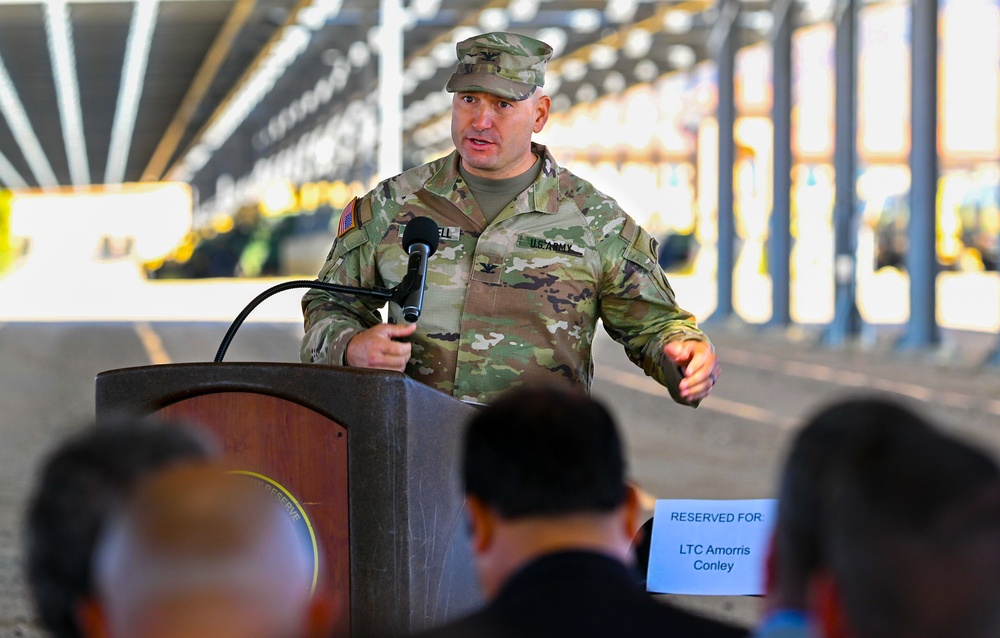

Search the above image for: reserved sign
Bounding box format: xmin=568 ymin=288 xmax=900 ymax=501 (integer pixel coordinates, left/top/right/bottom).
xmin=646 ymin=499 xmax=777 ymax=596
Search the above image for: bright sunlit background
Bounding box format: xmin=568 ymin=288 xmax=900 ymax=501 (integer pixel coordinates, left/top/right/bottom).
xmin=0 ymin=182 xmax=304 ymax=321
xmin=0 ymin=0 xmax=997 ymax=333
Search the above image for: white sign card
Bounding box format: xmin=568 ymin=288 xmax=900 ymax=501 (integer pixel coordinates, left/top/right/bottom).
xmin=646 ymin=498 xmax=777 ymax=596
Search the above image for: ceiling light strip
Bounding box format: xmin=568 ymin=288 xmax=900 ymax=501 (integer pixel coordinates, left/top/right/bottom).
xmin=44 ymin=0 xmax=90 ymax=186
xmin=104 ymin=0 xmax=160 ymax=185
xmin=142 ymin=0 xmax=255 ymax=182
xmin=167 ymin=0 xmax=336 ymax=182
xmin=0 ymin=55 xmax=58 ymax=188
xmin=0 ymin=0 xmax=200 ymax=4
xmin=0 ymin=148 xmax=28 ymax=189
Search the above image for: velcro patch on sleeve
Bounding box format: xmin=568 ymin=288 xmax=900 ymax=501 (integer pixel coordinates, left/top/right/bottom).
xmin=336 ymin=197 xmax=360 ymax=238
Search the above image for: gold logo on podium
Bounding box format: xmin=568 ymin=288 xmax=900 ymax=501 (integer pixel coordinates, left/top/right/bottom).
xmin=232 ymin=470 xmax=320 ymax=592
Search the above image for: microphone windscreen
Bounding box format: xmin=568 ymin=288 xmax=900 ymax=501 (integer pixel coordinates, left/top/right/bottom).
xmin=402 ymin=217 xmax=440 ymax=256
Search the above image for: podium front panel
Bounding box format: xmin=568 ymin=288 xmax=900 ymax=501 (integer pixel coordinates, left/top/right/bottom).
xmin=158 ymin=391 xmax=350 ymax=638
xmin=96 ymin=362 xmax=483 ymax=637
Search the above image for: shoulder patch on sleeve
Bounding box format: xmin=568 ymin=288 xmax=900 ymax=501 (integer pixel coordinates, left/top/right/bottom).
xmin=336 ymin=197 xmax=360 ymax=238
xmin=358 ymin=195 xmax=373 ymax=224
xmin=620 ymin=216 xmax=638 ymax=243
xmin=631 ymin=226 xmax=660 ymax=264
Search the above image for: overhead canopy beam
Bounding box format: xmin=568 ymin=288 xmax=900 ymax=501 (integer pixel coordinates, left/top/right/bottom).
xmin=0 ymin=149 xmax=27 ymax=189
xmin=0 ymin=0 xmax=206 ymax=3
xmin=165 ymin=0 xmax=319 ymax=183
xmin=142 ymin=0 xmax=255 ymax=182
xmin=405 ymin=0 xmax=507 ymax=61
xmin=44 ymin=0 xmax=90 ymax=186
xmin=105 ymin=0 xmax=160 ymax=185
xmin=0 ymin=54 xmax=58 ymax=188
xmin=378 ymin=0 xmax=404 ymax=180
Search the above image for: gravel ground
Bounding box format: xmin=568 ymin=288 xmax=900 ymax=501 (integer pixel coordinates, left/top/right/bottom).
xmin=2 ymin=320 xmax=998 ymax=635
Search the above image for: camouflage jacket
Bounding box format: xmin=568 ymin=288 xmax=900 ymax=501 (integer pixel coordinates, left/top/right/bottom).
xmin=301 ymin=144 xmax=710 ymax=405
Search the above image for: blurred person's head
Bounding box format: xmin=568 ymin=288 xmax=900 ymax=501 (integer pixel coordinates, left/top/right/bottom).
xmin=462 ymin=384 xmax=638 ymax=598
xmin=79 ymin=463 xmax=335 ymax=638
xmin=24 ymin=417 xmax=217 ymax=638
xmin=766 ymin=398 xmax=933 ymax=611
xmin=809 ymin=401 xmax=1000 ymax=638
xmin=446 ymin=32 xmax=553 ymax=180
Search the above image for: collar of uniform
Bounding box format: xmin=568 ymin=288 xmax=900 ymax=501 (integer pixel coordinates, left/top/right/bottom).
xmin=420 ymin=151 xmax=489 ymax=228
xmin=526 ymin=142 xmax=562 ymax=216
xmin=423 ymin=149 xmax=464 ymax=198
xmin=423 ymin=144 xmax=563 ymax=216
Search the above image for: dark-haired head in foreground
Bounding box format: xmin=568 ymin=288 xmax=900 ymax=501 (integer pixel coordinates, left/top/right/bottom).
xmin=24 ymin=418 xmax=217 ymax=638
xmin=766 ymin=399 xmax=934 ymax=613
xmin=413 ymin=384 xmax=747 ymax=638
xmin=759 ymin=396 xmax=1000 ymax=638
xmin=463 ymin=383 xmax=628 ymax=522
xmin=818 ymin=401 xmax=1000 ymax=638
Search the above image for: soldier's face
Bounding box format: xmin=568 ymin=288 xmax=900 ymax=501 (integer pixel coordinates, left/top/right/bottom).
xmin=451 ymin=91 xmax=550 ymax=180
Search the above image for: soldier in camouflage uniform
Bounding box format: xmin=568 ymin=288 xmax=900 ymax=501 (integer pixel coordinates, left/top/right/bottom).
xmin=301 ymin=31 xmax=720 ymax=406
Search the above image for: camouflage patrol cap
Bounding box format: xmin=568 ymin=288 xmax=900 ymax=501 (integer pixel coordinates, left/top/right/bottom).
xmin=446 ymin=32 xmax=553 ymax=101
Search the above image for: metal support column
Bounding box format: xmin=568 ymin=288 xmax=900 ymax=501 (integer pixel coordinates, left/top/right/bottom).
xmin=707 ymin=0 xmax=740 ymax=323
xmin=823 ymin=0 xmax=863 ymax=346
xmin=988 ymin=180 xmax=1000 ymax=363
xmin=768 ymin=0 xmax=794 ymax=328
xmin=897 ymin=0 xmax=940 ymax=349
xmin=377 ymin=0 xmax=404 ymax=180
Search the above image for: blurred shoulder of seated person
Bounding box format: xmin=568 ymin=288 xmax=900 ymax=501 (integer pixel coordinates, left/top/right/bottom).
xmin=24 ymin=417 xmax=218 ymax=638
xmin=411 ymin=384 xmax=748 ymax=638
xmin=77 ymin=462 xmax=337 ymax=638
xmin=756 ymin=395 xmax=1000 ymax=638
xmin=754 ymin=398 xmax=936 ymax=638
xmin=813 ymin=399 xmax=1000 ymax=638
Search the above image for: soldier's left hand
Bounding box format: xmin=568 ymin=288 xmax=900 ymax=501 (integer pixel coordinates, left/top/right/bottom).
xmin=664 ymin=340 xmax=720 ymax=403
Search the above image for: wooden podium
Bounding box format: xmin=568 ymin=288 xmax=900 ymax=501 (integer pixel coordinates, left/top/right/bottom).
xmin=95 ymin=363 xmax=483 ymax=637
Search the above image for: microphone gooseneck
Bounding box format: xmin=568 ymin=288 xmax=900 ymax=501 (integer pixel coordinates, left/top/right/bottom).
xmin=214 ymin=216 xmax=440 ymax=362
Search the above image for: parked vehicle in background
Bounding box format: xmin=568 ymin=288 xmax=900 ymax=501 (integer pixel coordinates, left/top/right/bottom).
xmin=864 ymin=170 xmax=1000 ymax=274
xmin=656 ymin=231 xmax=699 ymax=273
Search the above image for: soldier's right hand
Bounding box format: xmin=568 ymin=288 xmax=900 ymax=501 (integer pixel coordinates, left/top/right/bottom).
xmin=345 ymin=322 xmax=417 ymax=372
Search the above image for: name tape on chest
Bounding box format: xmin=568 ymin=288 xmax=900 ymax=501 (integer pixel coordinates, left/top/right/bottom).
xmin=516 ymin=235 xmax=584 ymax=257
xmin=402 ymin=223 xmax=461 ymax=242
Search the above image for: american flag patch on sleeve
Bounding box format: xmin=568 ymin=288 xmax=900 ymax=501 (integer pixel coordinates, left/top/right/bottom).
xmin=336 ymin=197 xmax=359 ymax=238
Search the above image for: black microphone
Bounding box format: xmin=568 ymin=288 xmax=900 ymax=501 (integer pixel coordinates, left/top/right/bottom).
xmin=399 ymin=217 xmax=440 ymax=323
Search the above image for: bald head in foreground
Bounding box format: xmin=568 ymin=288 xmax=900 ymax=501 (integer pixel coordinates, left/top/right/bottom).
xmin=78 ymin=464 xmax=335 ymax=638
xmin=24 ymin=417 xmax=217 ymax=638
